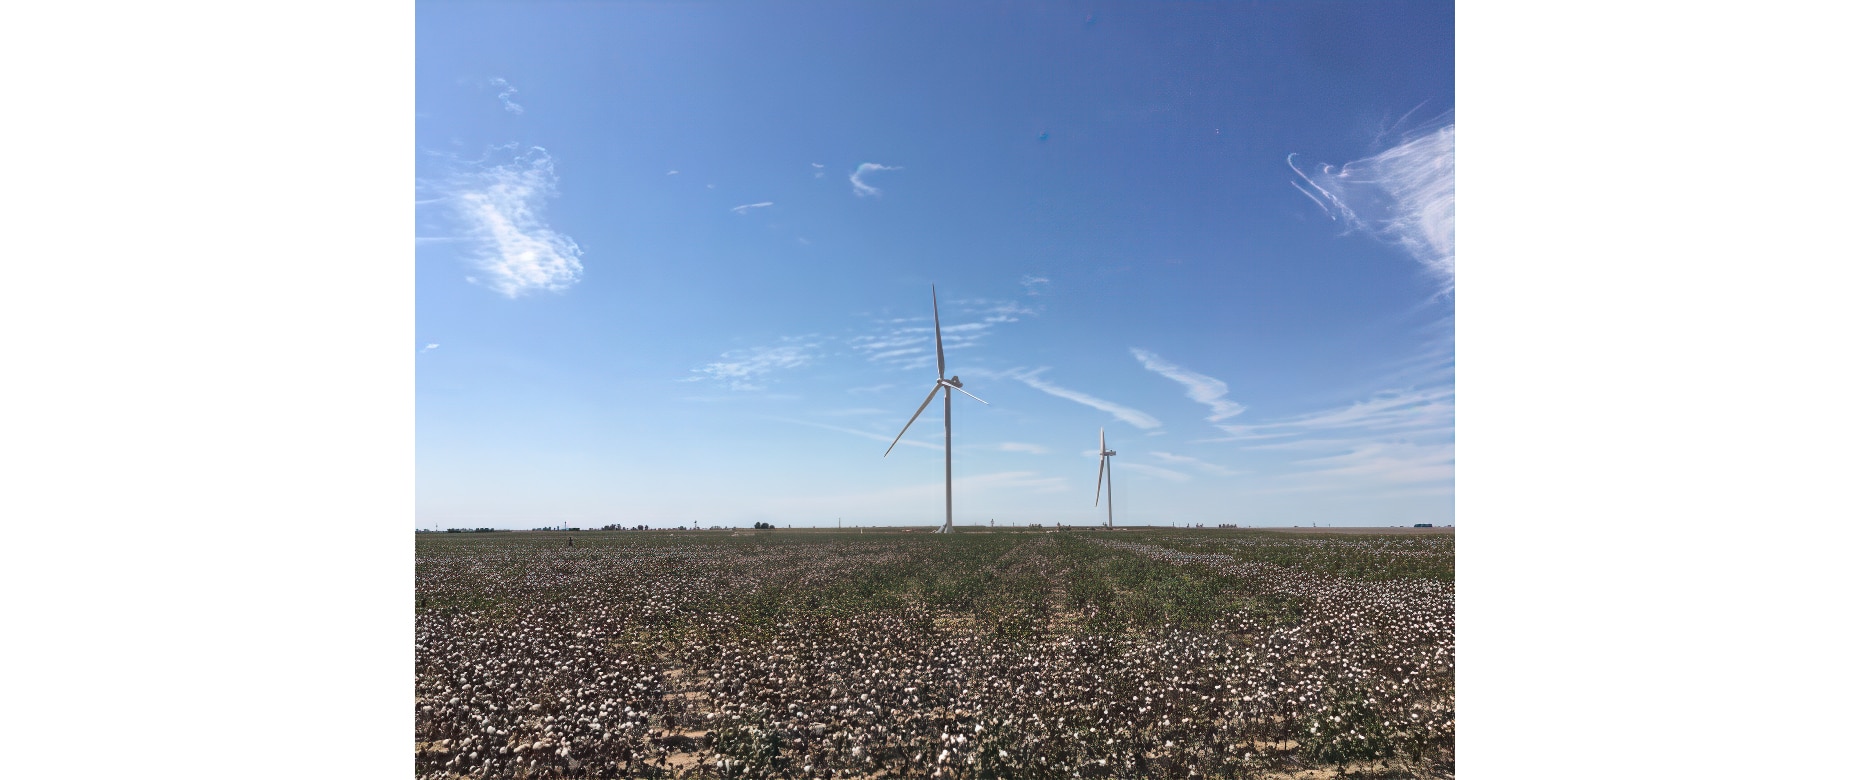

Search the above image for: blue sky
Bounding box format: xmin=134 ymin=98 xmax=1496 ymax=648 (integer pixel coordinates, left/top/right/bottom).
xmin=415 ymin=2 xmax=1455 ymax=528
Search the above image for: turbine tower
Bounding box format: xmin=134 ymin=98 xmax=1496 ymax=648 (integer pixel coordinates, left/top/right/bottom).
xmin=884 ymin=285 xmax=989 ymax=533
xmin=1094 ymin=427 xmax=1117 ymax=529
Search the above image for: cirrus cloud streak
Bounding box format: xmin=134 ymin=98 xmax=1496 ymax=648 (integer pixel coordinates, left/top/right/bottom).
xmin=1290 ymin=117 xmax=1454 ymax=294
xmin=850 ymin=163 xmax=901 ymax=198
xmin=442 ymin=146 xmax=584 ymax=298
xmin=686 ymin=339 xmax=820 ymax=391
xmin=1011 ymin=369 xmax=1161 ymax=430
xmin=1130 ymin=348 xmax=1244 ymax=422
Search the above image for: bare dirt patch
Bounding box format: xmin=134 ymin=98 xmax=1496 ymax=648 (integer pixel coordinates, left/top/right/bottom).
xmin=665 ymin=749 xmax=702 ymax=772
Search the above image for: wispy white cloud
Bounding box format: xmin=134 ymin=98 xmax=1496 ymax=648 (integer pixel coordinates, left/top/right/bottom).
xmin=687 ymin=338 xmax=820 ymax=391
xmin=679 ymin=392 xmax=802 ymax=404
xmin=850 ymin=331 xmax=934 ymax=370
xmin=1020 ymin=275 xmax=1051 ymax=296
xmin=1130 ymin=348 xmax=1244 ymax=422
xmin=997 ymin=442 xmax=1050 ymax=455
xmin=1201 ymin=378 xmax=1453 ymax=493
xmin=1283 ymin=441 xmax=1453 ymax=488
xmin=731 ymin=201 xmax=774 ymax=215
xmin=965 ymin=298 xmax=1038 ymax=324
xmin=814 ymin=408 xmax=889 ymax=418
xmin=439 ymin=146 xmax=584 ymax=298
xmin=1012 ymin=369 xmax=1161 ymax=430
xmin=1131 ymin=298 xmax=1455 ymax=496
xmin=1207 ymin=385 xmax=1453 ymax=442
xmin=850 ymin=163 xmax=902 ymax=198
xmin=419 ymin=343 xmax=440 ymax=354
xmin=774 ymin=418 xmax=941 ymax=451
xmin=811 ymin=162 xmax=826 ymax=179
xmin=1367 ymin=315 xmax=1455 ymax=390
xmin=666 ymin=170 xmax=679 ymax=176
xmin=1148 ymin=451 xmax=1238 ymax=476
xmin=1290 ymin=116 xmax=1455 ymax=294
xmin=1117 ymin=462 xmax=1192 ymax=483
xmin=850 ymin=297 xmax=1037 ymax=372
xmin=847 ymin=383 xmax=897 ymax=395
xmin=1158 ymin=310 xmax=1454 ymax=500
xmin=489 ymin=77 xmax=524 ymax=115
xmin=1289 ymin=180 xmax=1329 ymax=213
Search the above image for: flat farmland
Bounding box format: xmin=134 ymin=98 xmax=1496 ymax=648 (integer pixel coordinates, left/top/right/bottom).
xmin=415 ymin=529 xmax=1454 ymax=779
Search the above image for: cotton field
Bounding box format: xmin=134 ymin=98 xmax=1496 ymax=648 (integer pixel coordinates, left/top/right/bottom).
xmin=415 ymin=529 xmax=1454 ymax=778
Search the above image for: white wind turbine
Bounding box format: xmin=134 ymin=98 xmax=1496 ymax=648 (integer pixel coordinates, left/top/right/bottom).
xmin=884 ymin=285 xmax=989 ymax=533
xmin=1094 ymin=427 xmax=1117 ymax=529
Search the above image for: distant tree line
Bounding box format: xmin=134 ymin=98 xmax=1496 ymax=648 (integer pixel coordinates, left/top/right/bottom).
xmin=753 ymin=522 xmax=775 ymax=530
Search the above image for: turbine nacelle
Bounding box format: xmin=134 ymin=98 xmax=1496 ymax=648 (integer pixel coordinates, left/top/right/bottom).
xmin=938 ymin=376 xmax=989 ymax=406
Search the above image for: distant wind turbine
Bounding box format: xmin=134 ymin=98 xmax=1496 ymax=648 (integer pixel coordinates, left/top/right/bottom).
xmin=884 ymin=285 xmax=989 ymax=533
xmin=1094 ymin=427 xmax=1117 ymax=529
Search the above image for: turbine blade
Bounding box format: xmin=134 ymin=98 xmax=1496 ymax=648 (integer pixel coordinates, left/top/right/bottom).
xmin=1095 ymin=456 xmax=1106 ymax=506
xmin=884 ymin=383 xmax=943 ymax=457
xmin=1100 ymin=427 xmax=1106 ymax=451
xmin=931 ymin=285 xmax=946 ymax=379
xmin=951 ymin=385 xmax=989 ymax=405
